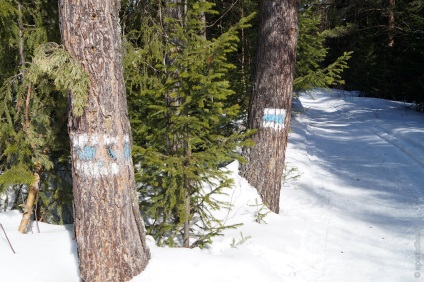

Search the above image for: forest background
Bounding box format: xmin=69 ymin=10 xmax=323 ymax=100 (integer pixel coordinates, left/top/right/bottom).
xmin=0 ymin=0 xmax=423 ymax=247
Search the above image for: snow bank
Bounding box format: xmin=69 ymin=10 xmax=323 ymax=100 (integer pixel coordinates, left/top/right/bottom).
xmin=1 ymin=89 xmax=423 ymax=281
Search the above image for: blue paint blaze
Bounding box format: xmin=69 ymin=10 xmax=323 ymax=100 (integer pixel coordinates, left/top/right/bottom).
xmin=75 ymin=148 xmax=84 ymax=160
xmin=83 ymin=146 xmax=96 ymax=160
xmin=76 ymin=146 xmax=97 ymax=161
xmin=124 ymin=143 xmax=131 ymax=160
xmin=107 ymin=148 xmax=117 ymax=160
xmin=263 ymin=114 xmax=285 ymax=125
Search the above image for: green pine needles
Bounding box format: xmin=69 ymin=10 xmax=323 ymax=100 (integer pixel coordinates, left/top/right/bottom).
xmin=1 ymin=42 xmax=88 ymax=193
xmin=125 ymin=0 xmax=253 ymax=247
xmin=294 ymin=3 xmax=353 ymax=93
xmin=29 ymin=43 xmax=89 ymax=117
xmin=0 ymin=1 xmax=87 ymax=219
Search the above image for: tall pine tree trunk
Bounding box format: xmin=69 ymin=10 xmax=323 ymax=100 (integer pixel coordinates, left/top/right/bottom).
xmin=241 ymin=0 xmax=299 ymax=213
xmin=320 ymin=0 xmax=330 ymax=32
xmin=59 ymin=1 xmax=150 ymax=281
xmin=183 ymin=120 xmax=191 ymax=248
xmin=164 ymin=0 xmax=193 ymax=248
xmin=387 ymin=0 xmax=396 ymax=98
xmin=388 ymin=0 xmax=395 ymax=47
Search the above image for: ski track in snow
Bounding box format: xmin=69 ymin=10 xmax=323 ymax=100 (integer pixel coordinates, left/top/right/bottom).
xmin=1 ymin=89 xmax=424 ymax=282
xmin=287 ymin=89 xmax=424 ymax=281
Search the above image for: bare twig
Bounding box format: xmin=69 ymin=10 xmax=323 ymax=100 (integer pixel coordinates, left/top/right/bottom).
xmin=34 ymin=191 xmax=40 ymax=233
xmin=205 ymin=0 xmax=240 ymax=28
xmin=0 ymin=223 xmax=16 ymax=254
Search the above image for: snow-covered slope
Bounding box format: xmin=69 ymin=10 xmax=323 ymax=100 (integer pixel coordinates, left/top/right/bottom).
xmin=283 ymin=89 xmax=424 ymax=281
xmin=1 ymin=89 xmax=423 ymax=282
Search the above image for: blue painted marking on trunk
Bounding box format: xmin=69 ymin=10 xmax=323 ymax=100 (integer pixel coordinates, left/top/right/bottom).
xmin=263 ymin=114 xmax=285 ymax=125
xmin=75 ymin=148 xmax=84 ymax=160
xmin=84 ymin=147 xmax=96 ymax=159
xmin=76 ymin=146 xmax=97 ymax=161
xmin=124 ymin=143 xmax=131 ymax=160
xmin=107 ymin=148 xmax=117 ymax=160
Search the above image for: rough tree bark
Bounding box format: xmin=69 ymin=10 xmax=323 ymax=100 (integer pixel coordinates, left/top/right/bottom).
xmin=240 ymin=0 xmax=299 ymax=213
xmin=388 ymin=0 xmax=395 ymax=47
xmin=163 ymin=0 xmax=192 ymax=248
xmin=319 ymin=0 xmax=331 ymax=32
xmin=59 ymin=1 xmax=150 ymax=281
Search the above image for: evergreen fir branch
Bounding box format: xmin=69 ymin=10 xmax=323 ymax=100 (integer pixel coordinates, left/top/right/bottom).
xmin=321 ymin=23 xmax=356 ymax=38
xmin=0 ymin=165 xmax=35 ymax=191
xmin=126 ymin=0 xmax=254 ymax=247
xmin=0 ymin=1 xmax=18 ymax=36
xmin=294 ymin=6 xmax=353 ymax=92
xmin=29 ymin=42 xmax=90 ymax=117
xmin=0 ymin=1 xmax=72 ymax=225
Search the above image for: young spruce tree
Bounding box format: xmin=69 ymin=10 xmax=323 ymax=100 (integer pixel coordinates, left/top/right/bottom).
xmin=124 ymin=0 xmax=253 ymax=247
xmin=0 ymin=0 xmax=83 ymax=225
xmin=294 ymin=1 xmax=353 ymax=93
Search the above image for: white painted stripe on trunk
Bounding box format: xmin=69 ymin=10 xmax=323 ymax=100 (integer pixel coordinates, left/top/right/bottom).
xmin=70 ymin=133 xmax=131 ymax=177
xmin=74 ymin=160 xmax=120 ymax=178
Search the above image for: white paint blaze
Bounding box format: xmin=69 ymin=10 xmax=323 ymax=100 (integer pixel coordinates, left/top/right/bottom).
xmin=263 ymin=108 xmax=286 ymax=131
xmin=111 ymin=163 xmax=119 ymax=174
xmin=103 ymin=134 xmax=118 ymax=146
xmin=71 ymin=133 xmax=131 ymax=177
xmin=74 ymin=161 xmax=120 ymax=178
xmin=90 ymin=134 xmax=99 ymax=144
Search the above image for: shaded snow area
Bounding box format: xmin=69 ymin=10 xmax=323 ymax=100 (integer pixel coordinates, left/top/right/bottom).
xmin=1 ymin=89 xmax=424 ymax=281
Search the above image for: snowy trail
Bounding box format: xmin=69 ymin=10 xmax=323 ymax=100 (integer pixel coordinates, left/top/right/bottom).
xmin=1 ymin=89 xmax=424 ymax=282
xmin=286 ymin=90 xmax=424 ymax=281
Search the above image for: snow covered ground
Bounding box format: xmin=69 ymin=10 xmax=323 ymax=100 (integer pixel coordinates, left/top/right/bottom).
xmin=1 ymin=89 xmax=423 ymax=281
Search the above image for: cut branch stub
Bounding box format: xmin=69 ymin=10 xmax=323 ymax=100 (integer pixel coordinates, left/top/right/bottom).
xmin=18 ymin=173 xmax=40 ymax=234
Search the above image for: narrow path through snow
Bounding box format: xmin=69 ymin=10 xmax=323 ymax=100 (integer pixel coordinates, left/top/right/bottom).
xmin=285 ymin=90 xmax=424 ymax=281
